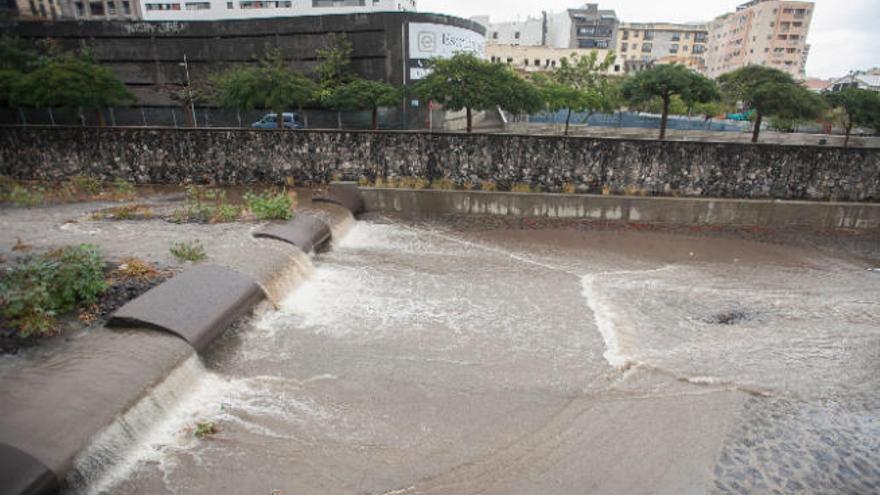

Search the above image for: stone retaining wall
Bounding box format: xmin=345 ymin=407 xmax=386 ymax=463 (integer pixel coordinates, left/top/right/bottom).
xmin=1 ymin=126 xmax=878 ymax=202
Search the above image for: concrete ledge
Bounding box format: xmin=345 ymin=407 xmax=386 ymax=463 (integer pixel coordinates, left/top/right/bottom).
xmin=361 ymin=188 xmax=880 ymax=230
xmin=0 ymin=443 xmax=58 ymax=495
xmin=314 ymin=183 xmax=366 ymax=215
xmin=253 ymin=214 xmax=331 ymax=254
xmin=107 ymin=264 xmax=264 ymax=352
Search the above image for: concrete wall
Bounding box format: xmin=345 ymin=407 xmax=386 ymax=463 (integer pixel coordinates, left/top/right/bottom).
xmin=361 ymin=188 xmax=880 ymax=230
xmin=1 ymin=126 xmax=878 ymax=202
xmin=1 ymin=12 xmax=484 ymax=106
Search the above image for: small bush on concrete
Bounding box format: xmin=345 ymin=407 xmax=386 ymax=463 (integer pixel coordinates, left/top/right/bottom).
xmin=480 ymin=181 xmax=498 ymax=192
xmin=562 ymin=183 xmax=577 ymax=194
xmin=244 ymin=190 xmax=293 ymax=220
xmin=112 ymin=178 xmax=136 ymax=199
xmin=8 ymin=184 xmax=45 ymax=207
xmin=431 ymin=178 xmax=456 ymax=190
xmin=113 ymin=258 xmax=161 ymax=281
xmin=0 ymin=244 xmax=108 ymax=338
xmin=91 ymin=204 xmax=155 ymax=221
xmin=170 ymin=240 xmax=207 ymax=263
xmin=511 ymin=183 xmax=535 ymax=193
xmin=68 ymin=176 xmax=103 ymax=196
xmin=174 ymin=186 xmax=243 ymax=223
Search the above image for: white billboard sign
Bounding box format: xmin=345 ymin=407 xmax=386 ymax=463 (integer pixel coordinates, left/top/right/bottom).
xmin=408 ymin=22 xmax=486 ymax=81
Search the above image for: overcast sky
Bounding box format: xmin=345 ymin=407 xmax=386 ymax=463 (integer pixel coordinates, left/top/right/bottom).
xmin=418 ymin=0 xmax=879 ymax=79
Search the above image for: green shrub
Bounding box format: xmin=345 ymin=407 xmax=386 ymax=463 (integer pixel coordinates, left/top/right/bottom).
xmin=244 ymin=190 xmax=293 ymax=220
xmin=68 ymin=175 xmax=103 ymax=196
xmin=431 ymin=178 xmax=456 ymax=190
xmin=113 ymin=178 xmax=136 ymax=197
xmin=8 ymin=184 xmax=45 ymax=207
xmin=173 ymin=186 xmax=242 ymax=223
xmin=511 ymin=183 xmax=535 ymax=193
xmin=170 ymin=240 xmax=207 ymax=263
xmin=194 ymin=421 xmax=217 ymax=439
xmin=0 ymin=244 xmax=108 ymax=338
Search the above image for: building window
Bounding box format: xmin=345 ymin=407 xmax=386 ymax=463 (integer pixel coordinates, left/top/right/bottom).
xmin=74 ymin=1 xmax=84 ymax=15
xmin=643 ymin=31 xmax=654 ymax=40
xmin=670 ymin=44 xmax=679 ymax=54
xmin=89 ymin=1 xmax=104 ymax=14
xmin=534 ymin=59 xmax=540 ymax=66
xmin=145 ymin=2 xmax=180 ymax=10
xmin=106 ymin=1 xmax=115 ymax=14
xmin=514 ymin=32 xmax=520 ymax=40
xmin=641 ymin=43 xmax=652 ymax=53
xmin=185 ymin=1 xmax=209 ymax=8
xmin=122 ymin=0 xmax=129 ymax=13
xmin=227 ymin=1 xmax=232 ymax=6
xmin=621 ymin=42 xmax=628 ymax=52
xmin=491 ymin=32 xmax=498 ymax=40
xmin=313 ymin=0 xmax=365 ymax=6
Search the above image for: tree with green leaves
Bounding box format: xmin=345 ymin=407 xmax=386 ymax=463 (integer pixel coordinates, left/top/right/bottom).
xmin=321 ymin=78 xmax=399 ymax=129
xmin=315 ymin=33 xmax=355 ymax=90
xmin=415 ymin=53 xmax=542 ymax=133
xmin=11 ymin=52 xmax=134 ymax=126
xmin=210 ymin=51 xmax=318 ymax=129
xmin=535 ymin=51 xmax=618 ymax=135
xmin=824 ymin=88 xmax=880 ymax=147
xmin=718 ymin=66 xmax=825 ymax=143
xmin=621 ymin=64 xmax=719 ymax=140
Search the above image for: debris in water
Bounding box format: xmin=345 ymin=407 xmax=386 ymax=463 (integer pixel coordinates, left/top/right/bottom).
xmin=705 ymin=311 xmax=751 ymax=326
xmin=194 ymin=421 xmax=218 ymax=439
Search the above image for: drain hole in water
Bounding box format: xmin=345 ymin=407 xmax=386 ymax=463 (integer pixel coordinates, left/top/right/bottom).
xmin=704 ymin=310 xmax=752 ymax=326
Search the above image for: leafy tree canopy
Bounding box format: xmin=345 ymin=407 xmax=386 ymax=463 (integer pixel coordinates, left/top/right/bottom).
xmin=825 ymin=87 xmax=880 ymax=138
xmin=210 ymin=51 xmax=318 ymax=128
xmin=320 ymin=78 xmax=400 ymax=129
xmin=622 ymin=64 xmax=718 ymax=139
xmin=415 ymin=52 xmax=542 ymax=132
xmin=718 ymin=65 xmax=825 ymax=142
xmin=11 ymin=52 xmax=134 ymax=110
xmin=315 ymin=33 xmax=355 ymax=90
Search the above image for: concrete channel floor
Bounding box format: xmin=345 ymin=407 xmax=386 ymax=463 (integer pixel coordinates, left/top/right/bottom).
xmin=74 ymin=214 xmax=880 ymax=495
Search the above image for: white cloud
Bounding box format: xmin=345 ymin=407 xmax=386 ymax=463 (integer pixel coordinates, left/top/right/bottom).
xmin=418 ymin=0 xmax=880 ymax=78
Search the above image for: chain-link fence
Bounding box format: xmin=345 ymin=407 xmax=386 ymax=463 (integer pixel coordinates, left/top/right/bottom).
xmin=0 ymin=104 xmax=439 ymax=130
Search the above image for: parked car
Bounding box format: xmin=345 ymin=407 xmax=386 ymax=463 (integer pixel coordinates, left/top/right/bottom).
xmin=251 ymin=112 xmax=304 ymax=129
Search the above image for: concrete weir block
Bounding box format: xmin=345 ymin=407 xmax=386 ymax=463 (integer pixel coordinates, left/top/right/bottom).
xmin=0 ymin=443 xmax=58 ymax=495
xmin=314 ymin=183 xmax=365 ymax=215
xmin=107 ymin=264 xmax=263 ymax=352
xmin=253 ymin=214 xmax=331 ymax=254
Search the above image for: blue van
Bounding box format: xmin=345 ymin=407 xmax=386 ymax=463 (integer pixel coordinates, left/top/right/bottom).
xmin=251 ymin=112 xmax=304 ymax=129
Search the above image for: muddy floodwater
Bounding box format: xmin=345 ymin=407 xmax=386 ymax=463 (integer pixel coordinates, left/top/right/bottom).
xmin=85 ymin=217 xmax=880 ymax=495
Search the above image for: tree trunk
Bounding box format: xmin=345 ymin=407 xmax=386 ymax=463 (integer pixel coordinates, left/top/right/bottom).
xmin=659 ymin=96 xmax=670 ymax=140
xmin=564 ymin=108 xmax=572 ymax=136
xmin=751 ymin=111 xmax=763 ymax=143
xmin=372 ymin=106 xmax=378 ymax=130
xmin=96 ymin=109 xmax=106 ymax=127
xmin=844 ymin=122 xmax=852 ymax=148
xmin=337 ymin=111 xmax=342 ymax=130
xmin=466 ymin=107 xmax=473 ymax=133
xmin=276 ymin=112 xmax=284 ymax=130
xmin=299 ymin=105 xmax=307 ymax=130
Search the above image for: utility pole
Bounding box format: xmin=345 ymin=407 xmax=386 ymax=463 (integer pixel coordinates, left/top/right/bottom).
xmin=180 ymin=54 xmax=197 ymax=127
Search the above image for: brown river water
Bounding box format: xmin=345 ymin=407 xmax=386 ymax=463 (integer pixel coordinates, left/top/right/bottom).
xmin=69 ymin=218 xmax=880 ymax=495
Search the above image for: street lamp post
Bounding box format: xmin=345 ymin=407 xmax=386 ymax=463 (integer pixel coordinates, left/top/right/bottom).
xmin=179 ymin=54 xmax=197 ymax=127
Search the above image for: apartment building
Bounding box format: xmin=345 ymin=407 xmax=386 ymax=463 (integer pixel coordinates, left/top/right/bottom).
xmin=546 ymin=3 xmax=618 ymax=50
xmin=705 ymin=0 xmax=814 ymax=79
xmin=59 ymin=0 xmax=138 ymax=19
xmin=616 ymin=22 xmax=709 ymax=74
xmin=475 ymin=15 xmax=545 ymax=46
xmin=12 ymin=0 xmax=64 ymax=19
xmin=56 ymin=0 xmax=416 ymax=21
xmin=487 ymin=44 xmax=619 ymax=75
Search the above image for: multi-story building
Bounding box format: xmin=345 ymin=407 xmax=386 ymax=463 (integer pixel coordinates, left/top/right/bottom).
xmin=546 ymin=3 xmax=618 ymax=50
xmin=705 ymin=0 xmax=814 ymax=79
xmin=59 ymin=0 xmax=138 ymax=19
xmin=57 ymin=0 xmax=416 ymax=21
xmin=12 ymin=0 xmax=64 ymax=19
xmin=615 ymin=22 xmax=709 ymax=74
xmin=476 ymin=15 xmax=545 ymax=46
xmin=487 ymin=44 xmax=619 ymax=75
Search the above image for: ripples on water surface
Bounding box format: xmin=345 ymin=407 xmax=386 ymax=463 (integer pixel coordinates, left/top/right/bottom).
xmin=84 ymin=221 xmax=880 ymax=495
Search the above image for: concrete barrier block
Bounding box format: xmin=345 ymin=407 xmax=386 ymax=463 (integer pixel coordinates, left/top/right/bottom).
xmin=0 ymin=443 xmax=58 ymax=495
xmin=314 ymin=183 xmax=365 ymax=215
xmin=253 ymin=214 xmax=331 ymax=254
xmin=107 ymin=264 xmax=263 ymax=352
